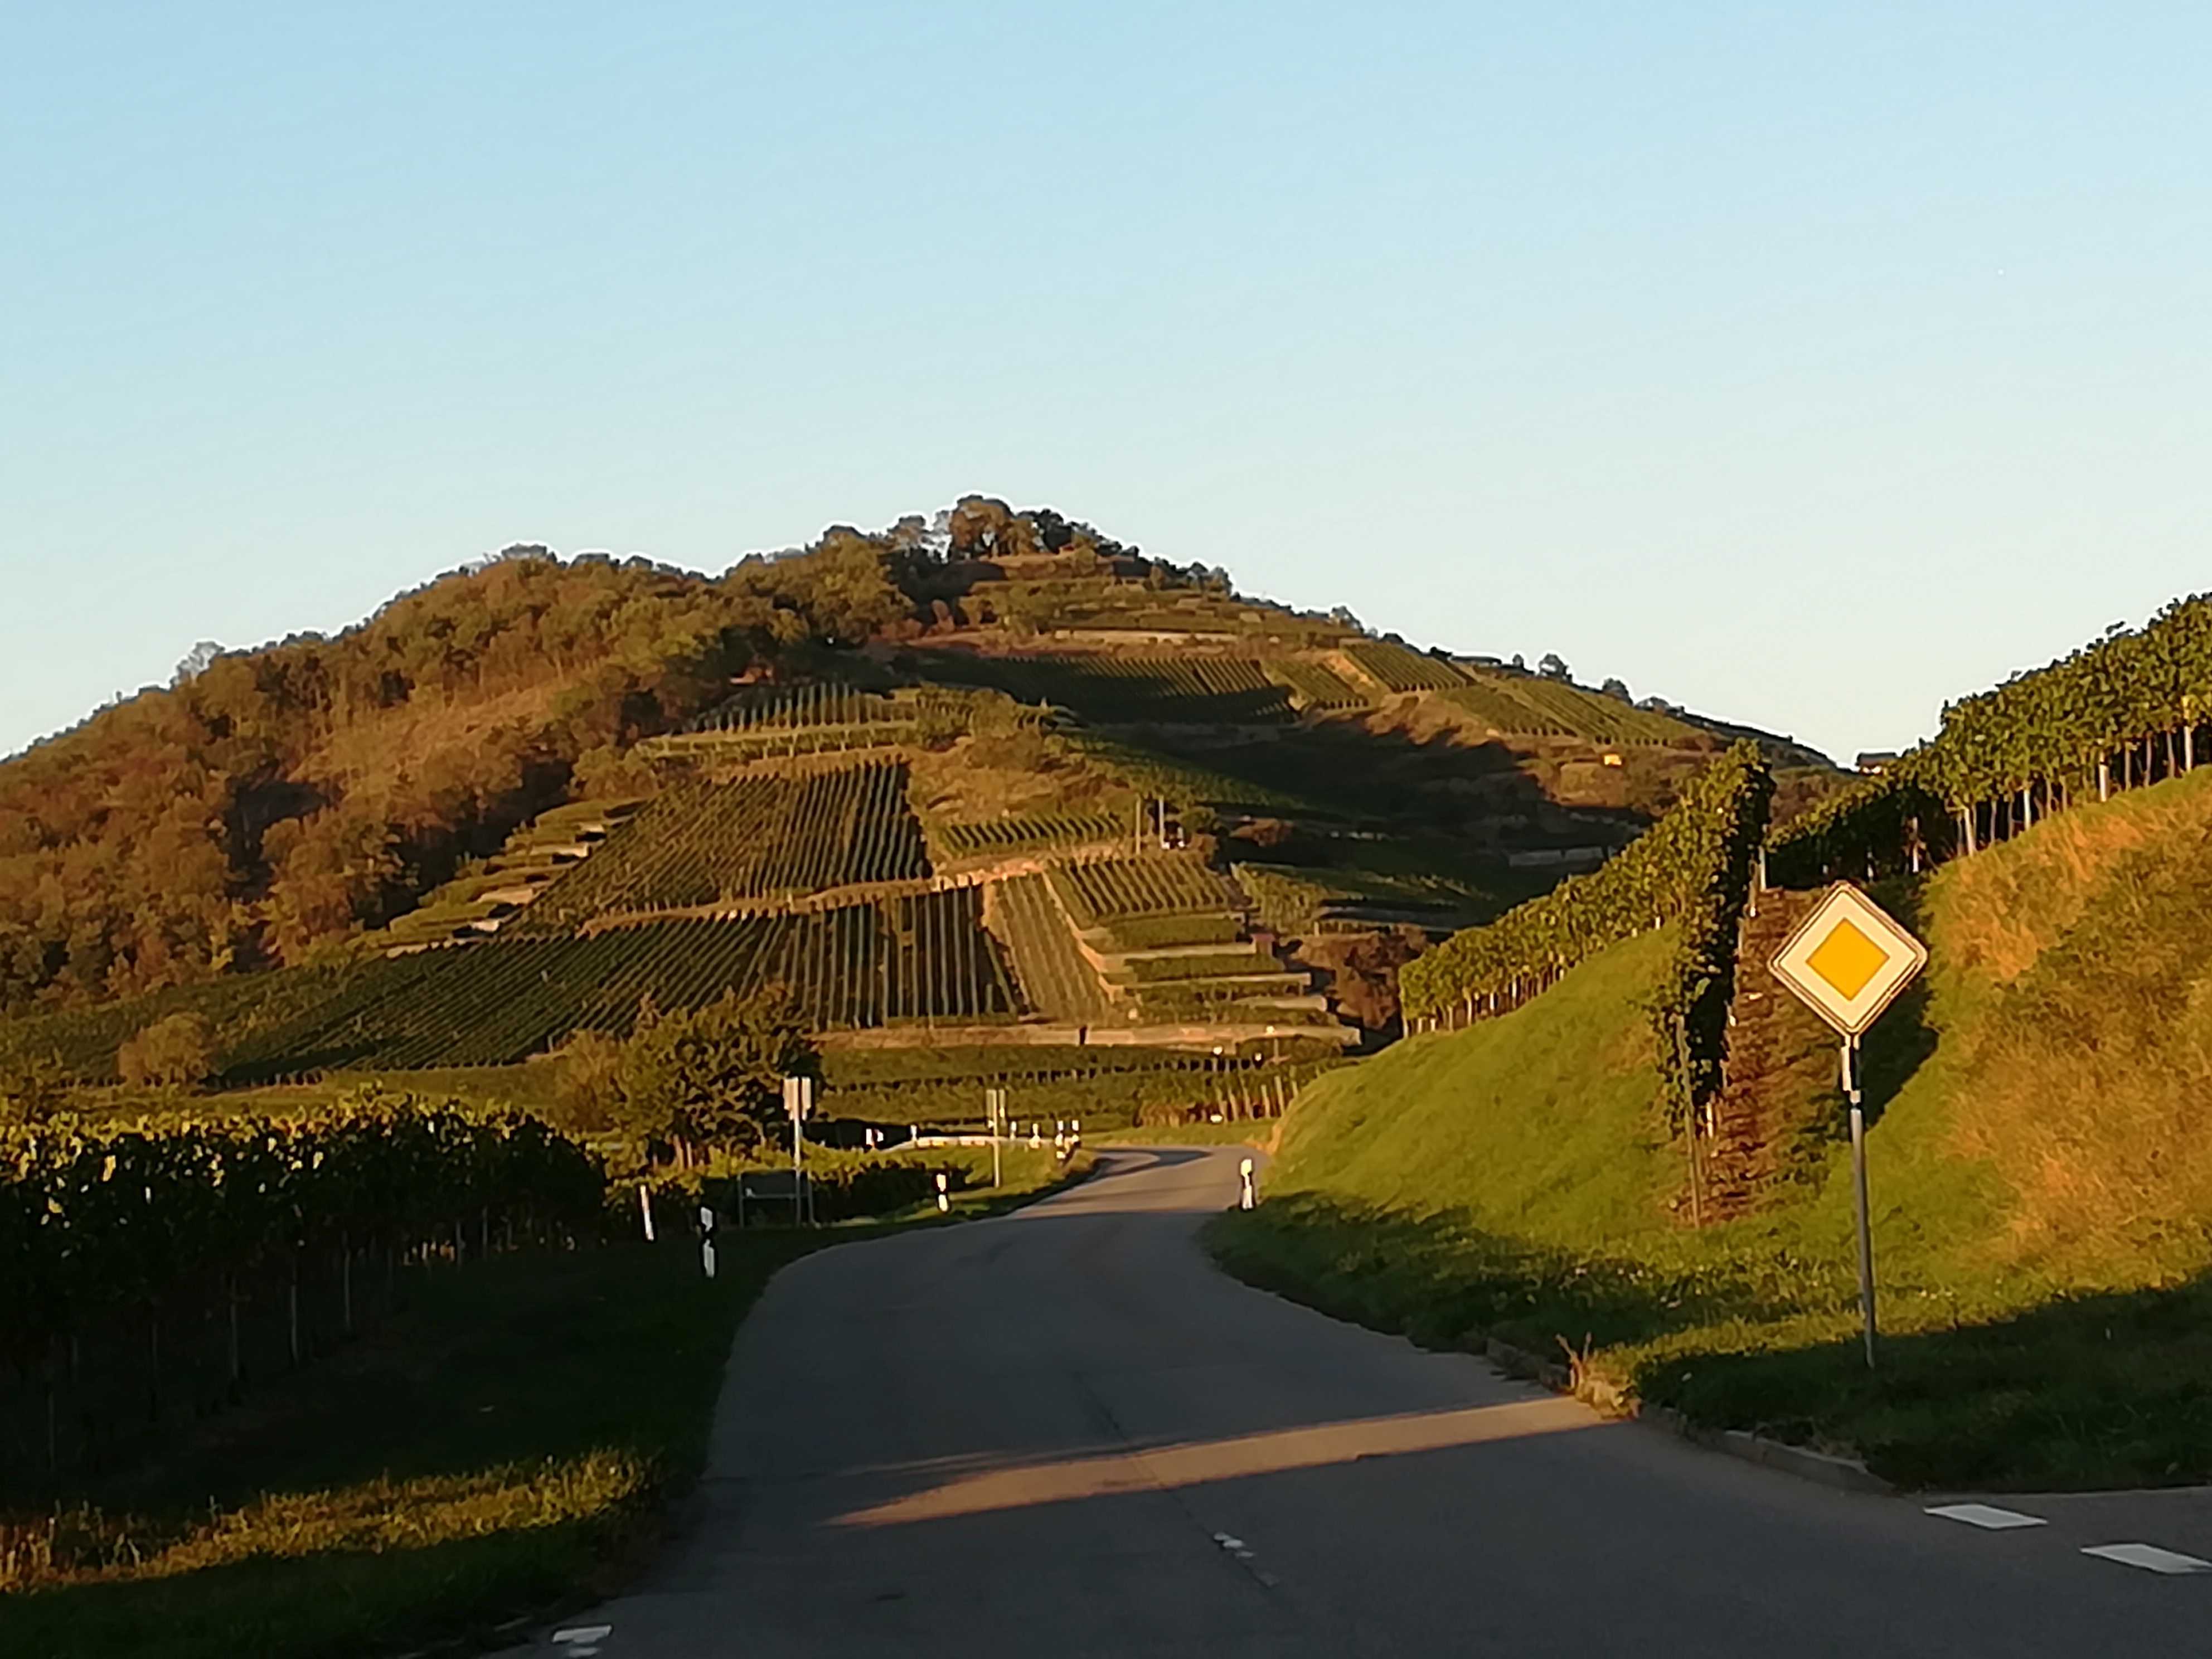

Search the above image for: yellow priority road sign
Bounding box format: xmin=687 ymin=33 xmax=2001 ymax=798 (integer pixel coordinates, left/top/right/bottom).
xmin=1769 ymin=882 xmax=1928 ymax=1038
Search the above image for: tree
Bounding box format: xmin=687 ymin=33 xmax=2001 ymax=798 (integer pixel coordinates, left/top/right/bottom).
xmin=1600 ymin=676 xmax=1632 ymax=702
xmin=172 ymin=641 xmax=225 ymax=687
xmin=1538 ymin=653 xmax=1571 ymax=681
xmin=615 ymin=987 xmax=817 ymax=1156
xmin=118 ymin=1013 xmax=216 ymax=1090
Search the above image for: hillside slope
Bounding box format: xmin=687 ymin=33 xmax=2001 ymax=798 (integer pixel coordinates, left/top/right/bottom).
xmin=1217 ymin=764 xmax=2212 ymax=1487
xmin=0 ymin=496 xmax=1845 ymax=1116
xmin=0 ymin=551 xmax=896 ymax=1012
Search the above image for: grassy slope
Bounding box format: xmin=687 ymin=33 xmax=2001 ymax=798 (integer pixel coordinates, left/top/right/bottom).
xmin=1214 ymin=767 xmax=2212 ymax=1487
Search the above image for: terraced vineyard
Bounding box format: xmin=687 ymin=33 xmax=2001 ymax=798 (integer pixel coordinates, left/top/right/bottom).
xmin=1340 ymin=639 xmax=1469 ymax=693
xmin=683 ymin=682 xmax=907 ymax=733
xmin=1473 ymin=675 xmax=1692 ymax=745
xmin=1049 ymin=853 xmax=1241 ymax=928
xmin=1234 ymin=861 xmax=1480 ymax=937
xmin=1066 ymin=734 xmax=1317 ymax=813
xmin=939 ymin=811 xmax=1129 ymax=860
xmin=1438 ymin=680 xmax=1574 ymax=738
xmin=918 ymin=651 xmax=1294 ymax=723
xmin=643 ymin=683 xmax=979 ymax=758
xmin=966 ymin=579 xmax=1352 ymax=646
xmin=227 ymin=889 xmax=1017 ymax=1076
xmin=991 ymin=875 xmax=1112 ymax=1021
xmin=1265 ymin=658 xmax=1369 ymax=710
xmin=516 ymin=761 xmax=929 ymax=929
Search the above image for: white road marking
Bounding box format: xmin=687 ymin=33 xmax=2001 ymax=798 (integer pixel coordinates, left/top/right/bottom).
xmin=2082 ymin=1543 xmax=2212 ymax=1575
xmin=552 ymin=1628 xmax=614 ymax=1646
xmin=1213 ymin=1532 xmax=1245 ymax=1550
xmin=1926 ymin=1503 xmax=2047 ymax=1530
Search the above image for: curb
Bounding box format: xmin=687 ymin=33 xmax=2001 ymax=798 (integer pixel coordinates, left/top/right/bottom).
xmin=1478 ymin=1336 xmax=1892 ymax=1496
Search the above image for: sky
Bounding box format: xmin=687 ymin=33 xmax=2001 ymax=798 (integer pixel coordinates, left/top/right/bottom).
xmin=5 ymin=2 xmax=2207 ymax=765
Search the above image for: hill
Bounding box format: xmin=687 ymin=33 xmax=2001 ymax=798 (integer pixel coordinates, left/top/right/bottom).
xmin=1215 ymin=731 xmax=2212 ymax=1488
xmin=0 ymin=496 xmax=1837 ymax=1126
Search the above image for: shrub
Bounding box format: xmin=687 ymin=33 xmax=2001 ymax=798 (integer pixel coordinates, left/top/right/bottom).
xmin=117 ymin=1012 xmax=216 ymax=1090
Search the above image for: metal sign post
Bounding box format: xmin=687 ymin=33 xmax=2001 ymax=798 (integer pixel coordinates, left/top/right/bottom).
xmin=783 ymin=1075 xmax=816 ymax=1226
xmin=1841 ymin=1037 xmax=1874 ymax=1369
xmin=1768 ymin=882 xmax=1929 ymax=1370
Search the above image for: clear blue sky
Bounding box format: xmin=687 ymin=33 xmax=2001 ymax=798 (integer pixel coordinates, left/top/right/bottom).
xmin=6 ymin=3 xmax=2206 ymax=764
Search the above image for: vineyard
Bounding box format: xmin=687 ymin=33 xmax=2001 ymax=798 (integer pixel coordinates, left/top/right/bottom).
xmin=1234 ymin=862 xmax=1476 ymax=937
xmin=1066 ymin=734 xmax=1318 ymax=813
xmin=367 ymin=798 xmax=646 ymax=952
xmin=224 ymin=890 xmax=1017 ymax=1076
xmin=1340 ymin=639 xmax=1469 ymax=693
xmin=1438 ymin=680 xmax=1573 ymax=737
xmin=1050 ymin=853 xmax=1242 ymax=929
xmin=1264 ymin=658 xmax=1370 ymax=710
xmin=991 ymin=875 xmax=1112 ymax=1021
xmin=683 ymin=682 xmax=908 ymax=733
xmin=641 ymin=683 xmax=978 ymax=758
xmin=960 ymin=578 xmax=1353 ymax=646
xmin=1401 ymin=743 xmax=1772 ymax=1128
xmin=1476 ymin=675 xmax=1692 ymax=745
xmin=0 ymin=1094 xmax=604 ymax=1475
xmin=516 ymin=761 xmax=930 ymax=929
xmin=0 ymin=968 xmax=352 ymax=1083
xmin=938 ymin=809 xmax=1130 ymax=860
xmin=822 ymin=1054 xmax=1349 ymax=1129
xmin=917 ymin=650 xmax=1294 ymax=723
xmin=1773 ymin=593 xmax=2212 ymax=885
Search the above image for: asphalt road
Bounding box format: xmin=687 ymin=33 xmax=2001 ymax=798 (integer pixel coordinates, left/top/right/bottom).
xmin=554 ymin=1146 xmax=2211 ymax=1657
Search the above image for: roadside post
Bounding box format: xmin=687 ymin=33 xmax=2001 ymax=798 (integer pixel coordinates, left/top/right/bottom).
xmin=1768 ymin=882 xmax=1928 ymax=1369
xmin=1239 ymin=1157 xmax=1257 ymax=1210
xmin=698 ymin=1204 xmax=717 ymax=1279
xmin=782 ymin=1076 xmax=816 ymax=1226
xmin=935 ymin=1172 xmax=950 ymax=1214
xmin=985 ymin=1086 xmax=1006 ymax=1188
xmin=637 ymin=1182 xmax=656 ymax=1243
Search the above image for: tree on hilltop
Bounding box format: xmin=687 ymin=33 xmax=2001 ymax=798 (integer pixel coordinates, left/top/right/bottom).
xmin=172 ymin=641 xmax=225 ymax=687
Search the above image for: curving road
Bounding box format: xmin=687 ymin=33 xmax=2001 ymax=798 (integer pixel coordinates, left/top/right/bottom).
xmin=554 ymin=1146 xmax=2209 ymax=1657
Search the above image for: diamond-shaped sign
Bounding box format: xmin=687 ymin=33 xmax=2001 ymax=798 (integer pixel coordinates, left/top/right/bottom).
xmin=1770 ymin=882 xmax=1927 ymax=1038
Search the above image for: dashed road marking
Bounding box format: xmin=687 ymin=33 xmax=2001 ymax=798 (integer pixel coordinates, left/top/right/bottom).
xmin=1926 ymin=1503 xmax=2047 ymax=1531
xmin=1212 ymin=1529 xmax=1279 ymax=1587
xmin=552 ymin=1627 xmax=613 ymax=1655
xmin=2082 ymin=1543 xmax=2212 ymax=1576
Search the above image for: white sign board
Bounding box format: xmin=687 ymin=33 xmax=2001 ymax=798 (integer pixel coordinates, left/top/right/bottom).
xmin=1769 ymin=882 xmax=1927 ymax=1038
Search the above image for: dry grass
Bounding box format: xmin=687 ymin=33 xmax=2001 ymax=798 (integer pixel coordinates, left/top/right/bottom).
xmin=1938 ymin=777 xmax=2212 ymax=1275
xmin=1931 ymin=777 xmax=2209 ymax=983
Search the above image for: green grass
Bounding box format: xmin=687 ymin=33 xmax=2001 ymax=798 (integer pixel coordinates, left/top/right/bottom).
xmin=1210 ymin=768 xmax=2212 ymax=1487
xmin=0 ymin=1153 xmax=1085 ymax=1658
